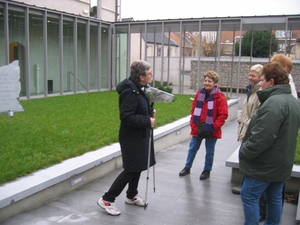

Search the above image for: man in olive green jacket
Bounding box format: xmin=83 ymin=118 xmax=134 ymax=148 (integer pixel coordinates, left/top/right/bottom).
xmin=239 ymin=62 xmax=300 ymax=225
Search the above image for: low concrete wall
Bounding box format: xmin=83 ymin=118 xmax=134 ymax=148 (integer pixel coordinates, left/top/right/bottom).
xmin=227 ymin=98 xmax=239 ymax=122
xmin=0 ymin=99 xmax=239 ymax=222
xmin=226 ymin=147 xmax=300 ymax=193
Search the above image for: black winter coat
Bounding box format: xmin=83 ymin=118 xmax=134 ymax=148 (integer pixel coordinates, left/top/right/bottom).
xmin=116 ymin=78 xmax=156 ymax=172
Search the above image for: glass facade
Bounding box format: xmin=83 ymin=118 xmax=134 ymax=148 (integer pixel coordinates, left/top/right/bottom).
xmin=0 ymin=1 xmax=299 ymax=98
xmin=0 ymin=2 xmax=111 ymax=98
xmin=114 ymin=18 xmax=300 ymax=94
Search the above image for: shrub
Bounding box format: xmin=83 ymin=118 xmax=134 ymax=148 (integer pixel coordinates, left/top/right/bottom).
xmin=151 ymin=80 xmax=173 ymax=93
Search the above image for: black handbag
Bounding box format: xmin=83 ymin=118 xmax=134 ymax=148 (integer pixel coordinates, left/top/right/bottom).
xmin=197 ymin=121 xmax=212 ymax=138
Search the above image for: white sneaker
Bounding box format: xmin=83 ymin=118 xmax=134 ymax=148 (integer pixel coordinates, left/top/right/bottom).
xmin=97 ymin=197 xmax=121 ymax=216
xmin=125 ymin=195 xmax=148 ymax=207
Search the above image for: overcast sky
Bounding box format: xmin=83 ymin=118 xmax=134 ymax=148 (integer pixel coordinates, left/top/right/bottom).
xmin=120 ymin=0 xmax=300 ymax=20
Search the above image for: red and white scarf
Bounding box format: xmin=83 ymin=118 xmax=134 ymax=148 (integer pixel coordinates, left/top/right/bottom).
xmin=192 ymin=86 xmax=219 ymax=132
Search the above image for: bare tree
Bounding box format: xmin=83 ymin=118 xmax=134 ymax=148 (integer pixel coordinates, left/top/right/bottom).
xmin=193 ymin=32 xmax=224 ymax=57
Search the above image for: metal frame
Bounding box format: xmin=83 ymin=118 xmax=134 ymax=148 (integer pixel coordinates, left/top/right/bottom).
xmin=43 ymin=10 xmax=48 ymax=97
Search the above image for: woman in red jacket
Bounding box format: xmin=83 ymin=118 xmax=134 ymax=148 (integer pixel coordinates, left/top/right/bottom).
xmin=179 ymin=71 xmax=228 ymax=180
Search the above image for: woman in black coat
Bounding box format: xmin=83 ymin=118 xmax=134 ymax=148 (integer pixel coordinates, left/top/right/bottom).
xmin=97 ymin=60 xmax=156 ymax=216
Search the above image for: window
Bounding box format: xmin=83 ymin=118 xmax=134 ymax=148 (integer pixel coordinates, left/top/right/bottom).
xmin=157 ymin=47 xmax=161 ymax=56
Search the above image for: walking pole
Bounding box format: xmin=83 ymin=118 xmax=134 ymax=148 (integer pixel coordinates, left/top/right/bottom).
xmin=144 ymin=102 xmax=155 ymax=210
xmin=151 ymin=102 xmax=156 ymax=194
xmin=144 ymin=126 xmax=152 ymax=210
xmin=153 ymin=165 xmax=156 ymax=193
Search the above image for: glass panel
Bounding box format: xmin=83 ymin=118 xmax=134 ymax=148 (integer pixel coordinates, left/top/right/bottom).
xmin=63 ymin=19 xmax=74 ymax=93
xmin=101 ymin=27 xmax=109 ymax=88
xmin=292 ymin=30 xmax=300 ymax=59
xmin=90 ymin=24 xmax=98 ymax=90
xmin=77 ymin=22 xmax=87 ymax=92
xmin=8 ymin=10 xmax=26 ymax=96
xmin=287 ymin=18 xmax=300 ymax=94
xmin=29 ymin=14 xmax=44 ymax=96
xmin=0 ymin=8 xmax=5 ymax=66
xmin=115 ymin=27 xmax=128 ymax=85
xmin=219 ymin=30 xmax=237 ymax=95
xmin=144 ymin=25 xmax=178 ymax=92
xmin=287 ymin=18 xmax=300 ymax=59
xmin=47 ymin=16 xmax=60 ymax=94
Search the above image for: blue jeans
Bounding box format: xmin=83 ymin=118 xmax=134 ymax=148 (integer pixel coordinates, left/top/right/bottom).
xmin=241 ymin=175 xmax=284 ymax=225
xmin=184 ymin=136 xmax=217 ymax=171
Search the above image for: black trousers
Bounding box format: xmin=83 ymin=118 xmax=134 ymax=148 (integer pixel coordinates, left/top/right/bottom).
xmin=102 ymin=170 xmax=141 ymax=202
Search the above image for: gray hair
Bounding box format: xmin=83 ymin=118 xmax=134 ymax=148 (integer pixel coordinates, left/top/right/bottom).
xmin=130 ymin=60 xmax=151 ymax=82
xmin=250 ymin=64 xmax=263 ymax=77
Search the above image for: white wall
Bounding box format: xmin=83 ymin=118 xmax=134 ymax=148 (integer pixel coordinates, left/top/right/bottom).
xmin=14 ymin=0 xmax=90 ymax=16
xmin=147 ymin=57 xmax=195 ymax=87
xmin=130 ymin=33 xmax=180 ymax=64
xmin=13 ymin=0 xmax=117 ymax=20
xmin=101 ymin=0 xmax=118 ymax=21
xmin=130 ymin=33 xmax=144 ymax=63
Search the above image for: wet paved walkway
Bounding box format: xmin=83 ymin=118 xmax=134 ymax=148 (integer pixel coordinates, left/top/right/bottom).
xmin=1 ymin=116 xmax=297 ymax=225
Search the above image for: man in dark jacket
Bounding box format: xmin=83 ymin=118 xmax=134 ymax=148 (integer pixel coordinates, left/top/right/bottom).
xmin=97 ymin=60 xmax=156 ymax=216
xmin=239 ymin=62 xmax=300 ymax=225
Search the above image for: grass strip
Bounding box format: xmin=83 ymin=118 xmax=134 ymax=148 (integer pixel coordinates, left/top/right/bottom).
xmin=0 ymin=91 xmax=194 ymax=184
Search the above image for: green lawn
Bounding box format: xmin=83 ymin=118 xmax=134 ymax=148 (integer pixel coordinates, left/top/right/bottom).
xmin=1 ymin=91 xmax=299 ymax=185
xmin=0 ymin=91 xmax=194 ymax=184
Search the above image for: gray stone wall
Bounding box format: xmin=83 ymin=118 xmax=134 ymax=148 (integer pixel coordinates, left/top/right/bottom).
xmin=191 ymin=60 xmax=300 ymax=93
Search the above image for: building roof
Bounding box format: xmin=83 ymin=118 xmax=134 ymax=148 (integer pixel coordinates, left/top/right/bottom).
xmin=141 ymin=33 xmax=178 ymax=46
xmin=169 ymin=32 xmax=195 ymax=48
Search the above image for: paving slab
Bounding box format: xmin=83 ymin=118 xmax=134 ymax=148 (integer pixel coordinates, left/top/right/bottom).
xmin=0 ymin=119 xmax=297 ymax=225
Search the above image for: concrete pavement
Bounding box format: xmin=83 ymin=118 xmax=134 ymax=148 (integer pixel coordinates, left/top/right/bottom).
xmin=1 ymin=116 xmax=297 ymax=225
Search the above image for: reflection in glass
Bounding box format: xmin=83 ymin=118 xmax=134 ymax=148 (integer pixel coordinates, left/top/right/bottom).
xmin=47 ymin=17 xmax=60 ymax=95
xmin=116 ymin=28 xmax=128 ymax=85
xmin=101 ymin=27 xmax=109 ymax=89
xmin=63 ymin=19 xmax=74 ymax=93
xmin=77 ymin=22 xmax=87 ymax=92
xmin=90 ymin=24 xmax=98 ymax=90
xmin=0 ymin=8 xmax=5 ymax=66
xmin=8 ymin=10 xmax=26 ymax=96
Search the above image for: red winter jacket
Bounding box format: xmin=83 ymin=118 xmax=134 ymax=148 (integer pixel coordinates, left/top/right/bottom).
xmin=190 ymin=90 xmax=228 ymax=139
